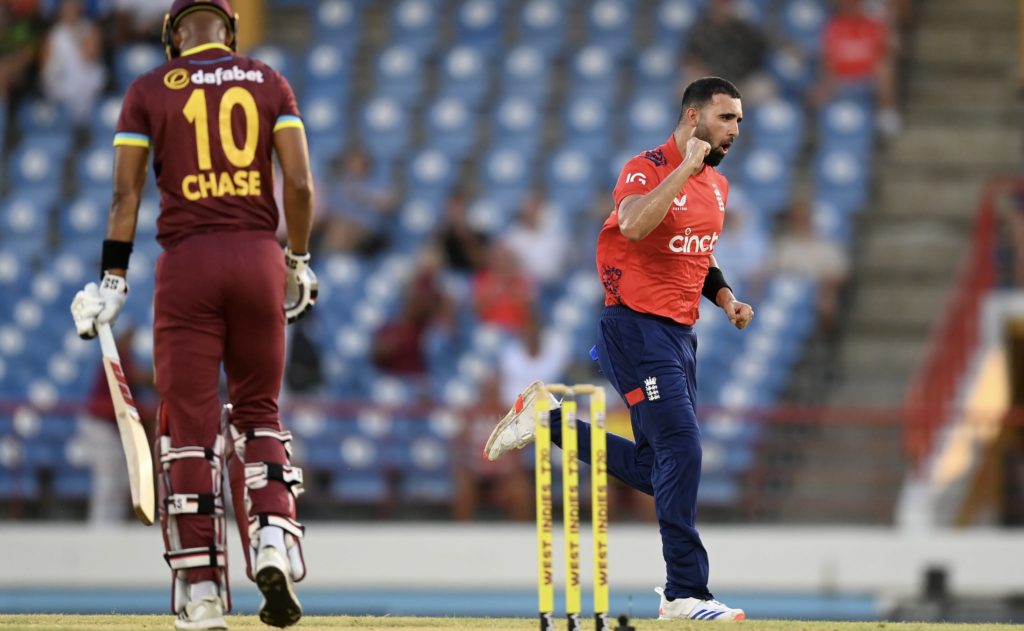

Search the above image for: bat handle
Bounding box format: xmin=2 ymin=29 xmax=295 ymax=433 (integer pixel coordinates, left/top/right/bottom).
xmin=96 ymin=322 xmax=119 ymax=360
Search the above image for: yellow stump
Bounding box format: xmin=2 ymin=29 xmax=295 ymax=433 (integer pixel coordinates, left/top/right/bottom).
xmin=591 ymin=387 xmax=610 ymax=631
xmin=561 ymin=390 xmax=581 ymax=631
xmin=535 ymin=393 xmax=554 ymax=631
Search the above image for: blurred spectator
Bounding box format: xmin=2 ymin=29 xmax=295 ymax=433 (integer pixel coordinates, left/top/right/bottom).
xmin=110 ymin=0 xmax=167 ymax=45
xmin=38 ymin=0 xmax=108 ymax=20
xmin=78 ymin=326 xmax=153 ymax=525
xmin=763 ymin=199 xmax=850 ymax=331
xmin=454 ymin=373 xmax=532 ymax=521
xmin=498 ymin=310 xmax=568 ymax=404
xmin=472 ymin=241 xmax=535 ymax=333
xmin=39 ymin=0 xmax=106 ymax=126
xmin=0 ymin=3 xmax=39 ymax=104
xmin=712 ymin=193 xmax=770 ymax=289
xmin=684 ymin=0 xmax=772 ymax=101
xmin=436 ymin=189 xmax=489 ymax=274
xmin=372 ymin=248 xmax=453 ymax=377
xmin=503 ymin=192 xmax=568 ymax=291
xmin=816 ymin=0 xmax=900 ymax=137
xmin=315 ymin=147 xmax=398 ymax=256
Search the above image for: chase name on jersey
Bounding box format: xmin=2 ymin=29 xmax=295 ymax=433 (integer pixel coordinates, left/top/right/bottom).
xmin=669 ymin=227 xmax=719 ymax=254
xmin=182 ymin=171 xmax=261 ymax=201
xmin=190 ymin=65 xmax=265 ymax=86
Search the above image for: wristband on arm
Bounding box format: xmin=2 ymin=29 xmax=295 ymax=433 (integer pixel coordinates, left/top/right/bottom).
xmin=101 ymin=239 xmax=133 ymax=276
xmin=701 ymin=266 xmax=732 ymax=304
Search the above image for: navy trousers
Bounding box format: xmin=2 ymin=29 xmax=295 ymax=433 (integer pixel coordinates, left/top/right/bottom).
xmin=550 ymin=305 xmax=712 ymax=601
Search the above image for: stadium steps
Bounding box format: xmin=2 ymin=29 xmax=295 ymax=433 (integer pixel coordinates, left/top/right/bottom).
xmin=772 ymin=0 xmax=1021 ymax=523
xmin=917 ymin=0 xmax=1017 ymax=25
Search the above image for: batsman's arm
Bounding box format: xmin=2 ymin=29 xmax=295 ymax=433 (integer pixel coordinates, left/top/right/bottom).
xmin=105 ymin=145 xmax=149 ymax=276
xmin=274 ymin=126 xmax=314 ymax=255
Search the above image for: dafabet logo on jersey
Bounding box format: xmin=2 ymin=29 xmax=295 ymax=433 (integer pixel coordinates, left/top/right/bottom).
xmin=164 ymin=68 xmax=190 ymax=90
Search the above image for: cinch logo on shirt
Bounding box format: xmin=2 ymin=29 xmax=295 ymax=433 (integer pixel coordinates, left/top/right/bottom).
xmin=190 ymin=66 xmax=265 ymax=86
xmin=668 ymin=227 xmax=719 ymax=254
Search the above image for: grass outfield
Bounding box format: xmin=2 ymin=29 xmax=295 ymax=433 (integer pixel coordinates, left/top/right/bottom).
xmin=0 ymin=616 xmax=1018 ymax=630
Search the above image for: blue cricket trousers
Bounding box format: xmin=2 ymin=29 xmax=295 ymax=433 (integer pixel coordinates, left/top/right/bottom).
xmin=549 ymin=305 xmax=713 ymax=601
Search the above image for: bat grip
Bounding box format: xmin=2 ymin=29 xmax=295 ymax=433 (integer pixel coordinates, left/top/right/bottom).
xmin=97 ymin=322 xmax=120 ymax=361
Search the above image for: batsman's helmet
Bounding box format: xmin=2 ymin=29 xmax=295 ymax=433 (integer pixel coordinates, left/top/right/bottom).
xmin=162 ymin=0 xmax=237 ymax=60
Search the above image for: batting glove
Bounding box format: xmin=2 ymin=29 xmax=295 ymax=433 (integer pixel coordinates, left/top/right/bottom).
xmin=70 ymin=273 xmax=129 ymax=339
xmin=284 ymin=247 xmax=318 ymax=324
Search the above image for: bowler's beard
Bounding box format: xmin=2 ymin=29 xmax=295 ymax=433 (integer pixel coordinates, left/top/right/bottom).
xmin=694 ymin=123 xmax=727 ymax=167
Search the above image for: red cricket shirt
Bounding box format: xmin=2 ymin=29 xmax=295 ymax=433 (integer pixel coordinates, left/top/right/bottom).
xmin=597 ymin=136 xmax=729 ymax=326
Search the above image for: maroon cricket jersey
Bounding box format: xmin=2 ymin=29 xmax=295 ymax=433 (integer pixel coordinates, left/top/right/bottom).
xmin=114 ymin=43 xmax=305 ymax=248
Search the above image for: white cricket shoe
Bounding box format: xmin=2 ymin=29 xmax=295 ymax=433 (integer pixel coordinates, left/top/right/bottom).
xmin=255 ymin=546 xmax=303 ymax=628
xmin=655 ymin=587 xmax=746 ymax=621
xmin=483 ymin=380 xmax=556 ymax=461
xmin=174 ymin=595 xmax=227 ymax=630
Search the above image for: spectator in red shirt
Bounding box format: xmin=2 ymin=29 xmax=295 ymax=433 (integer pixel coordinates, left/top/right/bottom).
xmin=472 ymin=241 xmax=535 ymax=333
xmin=372 ymin=247 xmax=453 ymax=379
xmin=817 ymin=0 xmax=900 ymax=137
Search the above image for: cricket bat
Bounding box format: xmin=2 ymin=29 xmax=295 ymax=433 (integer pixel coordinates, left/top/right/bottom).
xmin=97 ymin=322 xmax=156 ymax=525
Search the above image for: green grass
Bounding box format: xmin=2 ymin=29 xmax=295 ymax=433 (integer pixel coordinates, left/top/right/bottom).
xmin=0 ymin=616 xmax=1018 ymax=631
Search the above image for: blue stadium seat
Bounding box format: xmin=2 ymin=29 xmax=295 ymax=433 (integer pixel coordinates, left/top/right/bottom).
xmin=303 ymin=43 xmax=352 ymax=100
xmin=490 ymin=96 xmax=542 ymax=155
xmin=765 ymin=47 xmax=817 ymax=99
xmin=568 ymin=45 xmax=618 ymax=101
xmin=813 ymin=149 xmax=869 ymax=214
xmin=249 ymin=44 xmax=293 ymax=77
xmin=585 ymin=0 xmax=635 ymax=58
xmin=561 ymin=96 xmax=614 ymax=156
xmin=58 ymin=193 xmax=107 ymax=242
xmin=748 ymin=98 xmax=804 ymax=158
xmin=374 ymin=45 xmax=424 ymax=104
xmin=481 ymin=147 xmax=533 ymax=210
xmin=455 ymin=0 xmax=504 ymax=57
xmin=90 ymin=95 xmax=123 ymax=142
xmin=395 ymin=198 xmax=445 ymax=243
xmin=625 ymin=97 xmax=675 ymax=152
xmin=113 ymin=44 xmax=164 ymax=90
xmin=395 ymin=434 xmax=455 ymax=505
xmin=17 ymin=98 xmax=72 ymax=142
xmin=545 ymin=148 xmax=597 ymax=213
xmin=778 ymin=0 xmax=827 ymax=55
xmin=0 ymin=470 xmax=40 ymax=500
xmin=313 ymin=0 xmax=362 ymax=47
xmin=738 ymin=149 xmax=794 ymax=216
xmin=390 ymin=0 xmax=439 ymax=55
xmin=632 ymin=46 xmax=680 ymax=103
xmin=406 ymin=149 xmax=457 ymax=200
xmin=812 ymin=199 xmax=853 ymax=244
xmin=301 ymin=93 xmax=346 ymax=163
xmin=424 ymin=96 xmax=477 ymax=159
xmin=438 ymin=46 xmax=489 ymax=107
xmin=500 ymin=45 xmax=550 ymax=103
xmin=518 ymin=0 xmax=567 ymax=57
xmin=76 ymin=142 xmax=114 ymax=191
xmin=9 ymin=138 xmax=68 ymax=190
xmin=54 ymin=467 xmax=92 ymax=500
xmin=818 ymin=98 xmax=874 ymax=156
xmin=1 ymin=190 xmax=56 ymax=259
xmin=654 ymin=0 xmax=701 ymax=52
xmin=358 ymin=96 xmax=411 ymax=163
